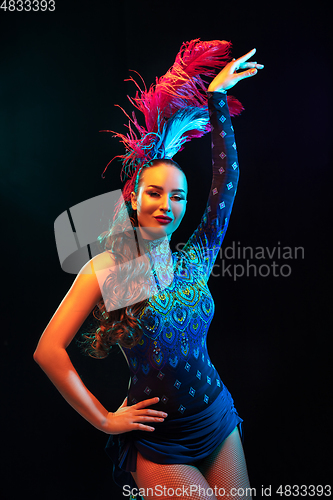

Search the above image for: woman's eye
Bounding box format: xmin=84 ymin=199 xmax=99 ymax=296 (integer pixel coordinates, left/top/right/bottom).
xmin=147 ymin=191 xmax=184 ymax=201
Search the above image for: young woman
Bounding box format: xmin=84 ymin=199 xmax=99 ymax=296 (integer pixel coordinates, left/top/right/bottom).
xmin=34 ymin=40 xmax=263 ymax=499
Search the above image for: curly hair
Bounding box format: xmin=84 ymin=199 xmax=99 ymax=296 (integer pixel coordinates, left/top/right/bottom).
xmin=78 ymin=159 xmax=184 ymax=359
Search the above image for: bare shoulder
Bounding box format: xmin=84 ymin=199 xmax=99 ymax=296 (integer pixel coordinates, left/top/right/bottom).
xmin=77 ymin=251 xmax=115 ymax=276
xmin=90 ymin=251 xmax=116 ymax=273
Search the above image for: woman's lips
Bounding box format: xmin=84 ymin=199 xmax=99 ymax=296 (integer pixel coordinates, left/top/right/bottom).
xmin=154 ymin=216 xmax=173 ymax=224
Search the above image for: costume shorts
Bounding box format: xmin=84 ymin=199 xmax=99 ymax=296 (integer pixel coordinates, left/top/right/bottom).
xmin=105 ymin=382 xmax=243 ymax=491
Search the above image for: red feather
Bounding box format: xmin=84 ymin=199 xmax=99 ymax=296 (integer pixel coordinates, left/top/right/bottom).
xmin=103 ymin=39 xmax=243 ymax=180
xmin=128 ymin=39 xmax=242 ymax=133
xmin=174 ymin=39 xmax=232 ymax=78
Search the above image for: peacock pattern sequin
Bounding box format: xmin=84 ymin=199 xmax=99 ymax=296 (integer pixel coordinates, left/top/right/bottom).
xmin=120 ymin=92 xmax=240 ymax=418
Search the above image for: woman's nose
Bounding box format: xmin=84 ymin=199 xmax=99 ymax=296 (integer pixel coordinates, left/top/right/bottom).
xmin=159 ymin=195 xmax=171 ymax=212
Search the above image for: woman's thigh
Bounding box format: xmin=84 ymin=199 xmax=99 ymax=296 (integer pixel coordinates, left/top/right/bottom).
xmin=131 ymin=450 xmax=218 ymax=500
xmin=195 ymin=427 xmax=253 ymax=499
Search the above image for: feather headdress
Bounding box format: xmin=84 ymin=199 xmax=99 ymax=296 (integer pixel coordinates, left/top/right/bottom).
xmin=101 ymin=39 xmax=243 ymax=220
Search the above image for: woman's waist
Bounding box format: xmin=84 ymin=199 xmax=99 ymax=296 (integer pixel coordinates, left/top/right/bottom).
xmin=127 ymin=373 xmax=224 ymax=418
xmin=129 ymin=383 xmax=239 ymax=441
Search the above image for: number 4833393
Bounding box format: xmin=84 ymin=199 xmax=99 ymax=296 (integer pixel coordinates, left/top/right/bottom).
xmin=0 ymin=0 xmax=55 ymax=11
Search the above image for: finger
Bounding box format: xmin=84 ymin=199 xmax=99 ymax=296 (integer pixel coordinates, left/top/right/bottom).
xmin=235 ymin=48 xmax=256 ymax=65
xmin=135 ymin=397 xmax=160 ymax=409
xmin=136 ymin=414 xmax=166 ymax=422
xmin=239 ymin=61 xmax=264 ymax=70
xmin=138 ymin=408 xmax=168 ymax=417
xmin=120 ymin=396 xmax=128 ymax=407
xmin=135 ymin=423 xmax=156 ymax=432
xmin=235 ymin=68 xmax=258 ymax=81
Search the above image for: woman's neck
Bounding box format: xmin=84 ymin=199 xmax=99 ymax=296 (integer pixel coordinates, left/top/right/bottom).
xmin=135 ymin=229 xmax=174 ymax=289
xmin=135 ymin=228 xmax=170 ymax=254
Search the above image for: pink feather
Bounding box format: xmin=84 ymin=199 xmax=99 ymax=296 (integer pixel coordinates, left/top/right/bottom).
xmin=128 ymin=39 xmax=242 ymax=133
xmin=174 ymin=39 xmax=232 ymax=78
xmin=103 ymin=39 xmax=244 ymax=179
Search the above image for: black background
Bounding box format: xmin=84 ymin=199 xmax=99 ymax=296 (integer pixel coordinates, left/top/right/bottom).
xmin=1 ymin=1 xmax=332 ymax=499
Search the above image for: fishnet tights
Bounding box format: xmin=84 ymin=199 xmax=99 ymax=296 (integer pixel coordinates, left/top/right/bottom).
xmin=131 ymin=427 xmax=252 ymax=499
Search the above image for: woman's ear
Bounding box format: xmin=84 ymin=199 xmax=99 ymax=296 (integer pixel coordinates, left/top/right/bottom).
xmin=130 ymin=191 xmax=137 ymax=210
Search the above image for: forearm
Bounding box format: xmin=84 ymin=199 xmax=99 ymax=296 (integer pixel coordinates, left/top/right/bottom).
xmin=34 ymin=347 xmax=110 ymax=433
xmin=208 ymin=91 xmax=239 ymax=221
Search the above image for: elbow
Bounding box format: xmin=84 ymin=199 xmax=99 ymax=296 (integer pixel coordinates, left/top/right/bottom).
xmin=33 ymin=348 xmax=42 ymax=365
xmin=33 ymin=344 xmax=50 ymax=366
xmin=33 ymin=343 xmax=66 ymax=367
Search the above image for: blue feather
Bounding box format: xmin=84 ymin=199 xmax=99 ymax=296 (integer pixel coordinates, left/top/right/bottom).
xmin=153 ymin=107 xmax=210 ymax=159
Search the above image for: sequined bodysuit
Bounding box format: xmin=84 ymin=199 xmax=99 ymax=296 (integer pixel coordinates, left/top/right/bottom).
xmin=121 ymin=91 xmax=239 ymax=417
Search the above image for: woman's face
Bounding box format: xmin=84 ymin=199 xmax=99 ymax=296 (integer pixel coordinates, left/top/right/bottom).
xmin=131 ymin=164 xmax=187 ymax=240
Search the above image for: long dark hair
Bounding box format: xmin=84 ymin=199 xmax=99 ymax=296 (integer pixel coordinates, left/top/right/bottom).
xmin=78 ymin=159 xmax=184 ymax=358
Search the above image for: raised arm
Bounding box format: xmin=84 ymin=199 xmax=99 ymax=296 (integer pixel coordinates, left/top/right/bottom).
xmin=182 ymin=49 xmax=263 ymax=281
xmin=33 ymin=252 xmax=167 ymax=434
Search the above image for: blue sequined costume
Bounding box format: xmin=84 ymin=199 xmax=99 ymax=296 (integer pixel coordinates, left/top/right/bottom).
xmin=105 ymin=92 xmax=243 ymax=491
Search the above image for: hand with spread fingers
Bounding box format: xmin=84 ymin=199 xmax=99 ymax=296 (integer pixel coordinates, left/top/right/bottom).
xmin=208 ymin=48 xmax=264 ymax=92
xmin=103 ymin=396 xmax=168 ymax=435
